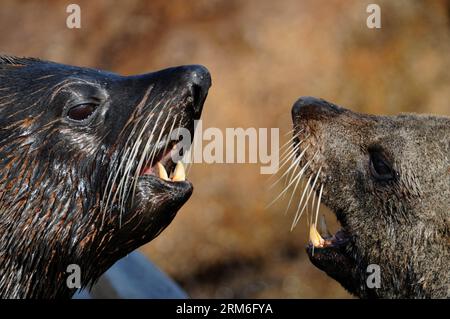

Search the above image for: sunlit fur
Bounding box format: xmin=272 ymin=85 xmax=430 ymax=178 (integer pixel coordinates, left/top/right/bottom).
xmin=288 ymin=96 xmax=449 ymax=298
xmin=0 ymin=56 xmax=210 ymax=298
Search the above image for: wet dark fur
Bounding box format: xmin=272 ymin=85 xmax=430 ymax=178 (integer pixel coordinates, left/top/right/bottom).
xmin=292 ymin=97 xmax=449 ymax=298
xmin=0 ymin=56 xmax=210 ymax=298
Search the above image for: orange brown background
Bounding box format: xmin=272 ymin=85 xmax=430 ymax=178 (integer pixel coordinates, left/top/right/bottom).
xmin=1 ymin=0 xmax=449 ymax=298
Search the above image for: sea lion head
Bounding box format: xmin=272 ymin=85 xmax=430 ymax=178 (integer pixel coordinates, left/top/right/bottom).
xmin=0 ymin=56 xmax=211 ymax=298
xmin=290 ymin=96 xmax=449 ymax=298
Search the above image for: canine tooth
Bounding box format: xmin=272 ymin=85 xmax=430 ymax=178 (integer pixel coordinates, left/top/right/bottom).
xmin=172 ymin=161 xmax=185 ymax=181
xmin=309 ymin=224 xmax=325 ymax=248
xmin=157 ymin=162 xmax=169 ymax=181
xmin=319 ymin=214 xmax=332 ymax=238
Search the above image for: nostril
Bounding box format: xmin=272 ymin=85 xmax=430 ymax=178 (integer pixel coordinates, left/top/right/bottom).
xmin=190 ymin=83 xmax=209 ymax=117
xmin=191 ymin=83 xmax=203 ymax=107
xmin=185 ymin=65 xmax=211 ymax=117
xmin=188 ymin=65 xmax=211 ymax=89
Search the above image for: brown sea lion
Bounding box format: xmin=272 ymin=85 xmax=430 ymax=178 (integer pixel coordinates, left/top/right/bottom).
xmin=290 ymin=96 xmax=449 ymax=298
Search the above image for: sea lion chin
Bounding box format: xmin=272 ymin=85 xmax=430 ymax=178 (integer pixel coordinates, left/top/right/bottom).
xmin=290 ymin=96 xmax=449 ymax=298
xmin=0 ymin=55 xmax=211 ymax=298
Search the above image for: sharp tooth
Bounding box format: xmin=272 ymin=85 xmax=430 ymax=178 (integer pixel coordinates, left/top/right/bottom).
xmin=157 ymin=162 xmax=169 ymax=181
xmin=172 ymin=161 xmax=185 ymax=182
xmin=319 ymin=214 xmax=332 ymax=238
xmin=309 ymin=224 xmax=325 ymax=248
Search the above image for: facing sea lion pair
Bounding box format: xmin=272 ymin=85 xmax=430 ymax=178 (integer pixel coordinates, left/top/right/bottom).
xmin=0 ymin=56 xmax=448 ymax=298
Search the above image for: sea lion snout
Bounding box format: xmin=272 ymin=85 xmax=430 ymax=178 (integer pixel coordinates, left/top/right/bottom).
xmin=128 ymin=64 xmax=211 ymax=118
xmin=291 ymin=96 xmax=343 ymax=122
xmin=182 ymin=65 xmax=211 ymax=116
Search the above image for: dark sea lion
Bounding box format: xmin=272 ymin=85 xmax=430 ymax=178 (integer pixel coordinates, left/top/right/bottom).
xmin=290 ymin=97 xmax=449 ymax=298
xmin=0 ymin=55 xmax=211 ymax=298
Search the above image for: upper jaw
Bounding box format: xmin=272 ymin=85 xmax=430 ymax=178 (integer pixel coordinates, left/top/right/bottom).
xmin=305 ymin=199 xmax=359 ymax=293
xmin=291 ymin=115 xmax=357 ymax=278
xmin=129 ymin=127 xmax=195 ymax=212
xmin=306 ymin=191 xmax=353 ymax=252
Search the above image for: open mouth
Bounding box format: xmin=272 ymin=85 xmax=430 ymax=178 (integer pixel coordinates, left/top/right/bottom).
xmin=308 ymin=220 xmax=350 ymax=250
xmin=139 ymin=138 xmax=188 ymax=184
xmin=99 ymin=65 xmax=211 ymax=230
xmin=290 ymin=137 xmax=356 ymax=284
xmin=101 ymin=121 xmax=197 ymax=220
xmin=291 ymin=136 xmax=351 ymax=253
xmin=290 ymin=127 xmax=351 ymax=255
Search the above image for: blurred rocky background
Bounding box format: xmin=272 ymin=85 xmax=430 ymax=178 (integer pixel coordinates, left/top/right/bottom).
xmin=1 ymin=0 xmax=449 ymax=298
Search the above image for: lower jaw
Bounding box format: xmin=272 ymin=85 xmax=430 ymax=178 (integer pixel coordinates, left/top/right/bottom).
xmin=135 ymin=174 xmax=194 ymax=203
xmin=117 ymin=178 xmax=193 ymax=243
xmin=306 ymin=211 xmax=354 ymax=271
xmin=308 ymin=207 xmax=350 ymax=249
xmin=306 ymin=239 xmax=355 ymax=277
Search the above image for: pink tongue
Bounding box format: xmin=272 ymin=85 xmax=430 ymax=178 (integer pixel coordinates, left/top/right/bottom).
xmin=142 ymin=166 xmax=153 ymax=175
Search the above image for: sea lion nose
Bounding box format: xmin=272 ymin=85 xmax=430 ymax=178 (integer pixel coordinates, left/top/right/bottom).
xmin=127 ymin=65 xmax=211 ymax=118
xmin=292 ymin=96 xmax=342 ymax=120
xmin=183 ymin=65 xmax=211 ymax=117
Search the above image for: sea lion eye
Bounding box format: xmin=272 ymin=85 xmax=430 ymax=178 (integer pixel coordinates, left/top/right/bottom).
xmin=369 ymin=150 xmax=395 ymax=181
xmin=67 ymin=103 xmax=97 ymax=121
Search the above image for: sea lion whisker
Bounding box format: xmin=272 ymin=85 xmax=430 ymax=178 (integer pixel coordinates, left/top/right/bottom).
xmin=310 ymin=180 xmax=317 ymax=224
xmin=269 ymin=145 xmax=309 ymax=189
xmin=114 ymin=86 xmax=155 ymax=150
xmin=283 ymin=169 xmax=304 ymax=215
xmin=268 ymin=153 xmax=302 ymax=190
xmin=276 ymin=135 xmax=306 ymax=165
xmin=185 ymin=124 xmax=196 ymax=176
xmin=272 ymin=143 xmax=301 ymax=177
xmin=279 ymin=138 xmax=301 ymax=159
xmin=101 ymin=113 xmax=147 ymax=217
xmin=133 ymin=110 xmax=168 ymax=187
xmin=291 ymin=175 xmax=313 ymax=231
xmin=283 ymin=129 xmax=296 ymax=137
xmin=283 ymin=158 xmax=301 ymax=191
xmin=279 ymin=135 xmax=309 ymax=167
xmin=278 ymin=141 xmax=301 ymax=166
xmin=117 ymin=112 xmax=160 ymax=214
xmin=285 ymin=147 xmax=311 ymax=186
xmin=311 ymin=183 xmax=324 ymax=256
xmin=310 ymin=176 xmax=323 ymax=230
xmin=101 ymin=146 xmax=131 ymax=218
xmin=130 ymin=109 xmax=172 ymax=205
xmin=279 ymin=131 xmax=301 ymax=151
xmin=117 ymin=137 xmax=144 ymax=226
xmin=313 ymin=183 xmax=324 ymax=230
xmin=118 ymin=134 xmax=146 ymax=216
xmin=101 ymin=145 xmax=133 ymax=227
xmin=288 ymin=150 xmax=318 ymax=215
xmin=266 ymin=155 xmax=308 ymax=208
xmin=110 ymin=137 xmax=143 ymax=220
xmin=290 ymin=151 xmax=320 ymax=228
xmin=294 ymin=164 xmax=322 ymax=228
xmin=274 ymin=149 xmax=300 ymax=182
xmin=146 ymin=109 xmax=171 ymax=167
xmin=162 ymin=114 xmax=178 ymax=159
